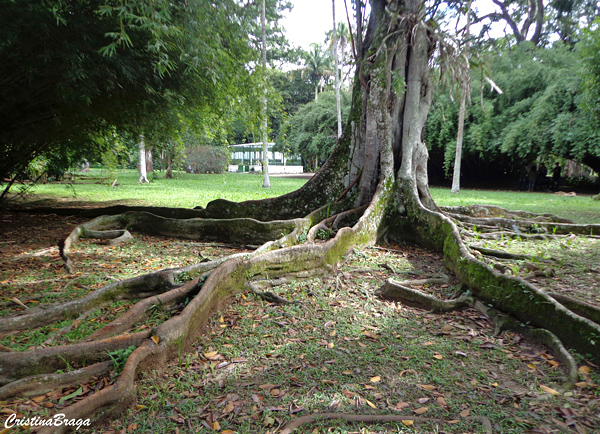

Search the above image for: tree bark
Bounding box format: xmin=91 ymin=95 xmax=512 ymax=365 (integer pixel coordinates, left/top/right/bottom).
xmin=451 ymin=0 xmax=471 ymax=194
xmin=333 ymin=0 xmax=343 ymax=138
xmin=261 ymin=0 xmax=271 ymax=188
xmin=137 ymin=134 xmax=149 ymax=184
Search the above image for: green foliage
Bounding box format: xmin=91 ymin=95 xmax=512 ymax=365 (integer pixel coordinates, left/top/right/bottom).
xmin=0 ymin=0 xmax=256 ymax=185
xmin=184 ymin=146 xmax=229 ymax=174
xmin=107 ymin=345 xmax=137 ymax=375
xmin=425 ymin=41 xmax=600 ymax=185
xmin=580 ymin=20 xmax=600 ymax=125
xmin=278 ymin=91 xmax=351 ymax=171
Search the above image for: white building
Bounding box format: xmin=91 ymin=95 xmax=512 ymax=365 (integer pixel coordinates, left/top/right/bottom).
xmin=228 ymin=143 xmax=303 ymax=174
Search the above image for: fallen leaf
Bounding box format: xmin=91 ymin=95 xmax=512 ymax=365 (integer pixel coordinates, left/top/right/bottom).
xmin=433 ymin=353 xmax=443 ymax=360
xmin=370 ymin=376 xmax=381 ymax=383
xmin=365 ymin=399 xmax=378 ymax=409
xmin=413 ymin=407 xmax=428 ymax=415
xmin=578 ymin=365 xmax=590 ymax=374
xmin=343 ymin=390 xmax=355 ymax=399
xmin=401 ymin=420 xmax=414 ymax=426
xmin=436 ymin=396 xmax=448 ymax=407
xmin=540 ymin=385 xmax=560 ymax=396
xmin=419 ymin=384 xmax=436 ymax=391
xmin=460 ymin=409 xmax=470 ymax=417
xmin=263 ymin=415 xmax=275 ymax=427
xmin=151 ymin=335 xmax=160 ymax=345
xmin=395 ymin=402 xmax=410 ymax=410
xmin=204 ymin=351 xmax=219 ymax=359
xmin=575 ymin=382 xmax=589 ymax=388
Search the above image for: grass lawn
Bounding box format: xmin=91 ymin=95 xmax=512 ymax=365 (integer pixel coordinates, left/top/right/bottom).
xmin=431 ymin=187 xmax=600 ymax=225
xmin=10 ymin=169 xmax=599 ymax=223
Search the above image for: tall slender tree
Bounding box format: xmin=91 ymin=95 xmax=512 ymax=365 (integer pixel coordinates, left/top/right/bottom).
xmin=261 ymin=0 xmax=271 ymax=188
xmin=333 ymin=0 xmax=343 ymax=138
xmin=451 ymin=0 xmax=472 ymax=193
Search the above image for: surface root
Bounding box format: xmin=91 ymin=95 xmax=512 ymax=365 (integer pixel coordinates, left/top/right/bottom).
xmin=279 ymin=412 xmax=492 ymax=434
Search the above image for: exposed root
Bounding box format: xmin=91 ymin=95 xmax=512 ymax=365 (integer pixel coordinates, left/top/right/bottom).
xmin=85 ymin=228 xmax=133 ymax=246
xmin=0 ymin=330 xmax=149 ymax=386
xmin=462 ymin=230 xmax=555 ymax=241
xmin=442 ymin=205 xmax=573 ymax=223
xmin=0 ymin=361 xmax=113 ymax=400
xmin=548 ymin=293 xmax=600 ymax=325
xmin=432 ymin=212 xmax=600 ymax=363
xmin=61 ymin=211 xmax=304 ymax=271
xmin=378 ymin=277 xmax=472 ymax=312
xmin=446 ymin=209 xmax=600 ymax=236
xmin=279 ymin=412 xmax=492 ymax=434
xmin=470 ymin=246 xmax=555 ymax=262
xmin=0 ymin=270 xmax=177 ymax=332
xmin=247 ymin=281 xmax=298 ymax=305
xmin=473 ymin=301 xmax=579 ymax=387
xmin=87 ymin=275 xmax=205 ymax=340
xmin=307 ymin=205 xmax=368 ymax=243
xmin=29 ymin=174 xmax=394 ymax=430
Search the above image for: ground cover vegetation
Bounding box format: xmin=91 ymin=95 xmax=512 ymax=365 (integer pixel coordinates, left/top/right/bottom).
xmin=1 ymin=0 xmax=600 ymax=433
xmin=1 ymin=208 xmax=599 ymax=433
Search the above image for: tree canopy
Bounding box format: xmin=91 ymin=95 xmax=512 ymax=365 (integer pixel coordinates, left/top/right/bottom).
xmin=0 ymin=0 xmax=256 ymax=184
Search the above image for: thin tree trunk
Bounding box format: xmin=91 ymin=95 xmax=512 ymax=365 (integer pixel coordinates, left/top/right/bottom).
xmin=145 ymin=147 xmax=153 ymax=173
xmin=165 ymin=154 xmax=173 ymax=179
xmin=451 ymin=0 xmax=471 ymax=194
xmin=138 ymin=135 xmax=149 ymax=184
xmin=261 ymin=0 xmax=271 ymax=188
xmin=333 ymin=0 xmax=342 ymax=138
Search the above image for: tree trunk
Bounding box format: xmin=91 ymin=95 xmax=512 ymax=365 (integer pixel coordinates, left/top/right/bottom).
xmin=145 ymin=146 xmax=154 ymax=173
xmin=165 ymin=154 xmax=173 ymax=179
xmin=451 ymin=0 xmax=471 ymax=194
xmin=261 ymin=0 xmax=270 ymax=188
xmin=137 ymin=135 xmax=149 ymax=184
xmin=333 ymin=0 xmax=342 ymax=138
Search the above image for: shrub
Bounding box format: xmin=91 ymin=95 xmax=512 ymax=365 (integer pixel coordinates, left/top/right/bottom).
xmin=184 ymin=146 xmax=229 ymax=174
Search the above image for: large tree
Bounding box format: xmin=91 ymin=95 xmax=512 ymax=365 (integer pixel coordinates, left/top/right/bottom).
xmin=0 ymin=0 xmax=254 ymax=194
xmin=2 ymin=1 xmax=599 ymax=431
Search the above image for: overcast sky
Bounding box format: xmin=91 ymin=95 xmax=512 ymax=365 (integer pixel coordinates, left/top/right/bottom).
xmin=281 ymin=0 xmax=348 ymax=50
xmin=281 ymin=1 xmax=505 ymax=50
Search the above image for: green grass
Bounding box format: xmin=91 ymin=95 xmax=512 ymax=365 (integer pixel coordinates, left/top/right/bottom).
xmin=9 ymin=169 xmax=598 ymax=223
xmin=20 ymin=169 xmax=307 ymax=209
xmin=430 ymin=187 xmax=599 ymax=224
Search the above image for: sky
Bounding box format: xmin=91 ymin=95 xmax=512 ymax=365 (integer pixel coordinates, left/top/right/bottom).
xmin=281 ymin=1 xmax=503 ymax=50
xmin=281 ymin=0 xmax=349 ymax=50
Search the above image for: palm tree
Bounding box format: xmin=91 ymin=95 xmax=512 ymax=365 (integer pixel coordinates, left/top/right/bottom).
xmin=301 ymin=43 xmax=333 ymax=102
xmin=334 ymin=21 xmax=352 ymax=82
